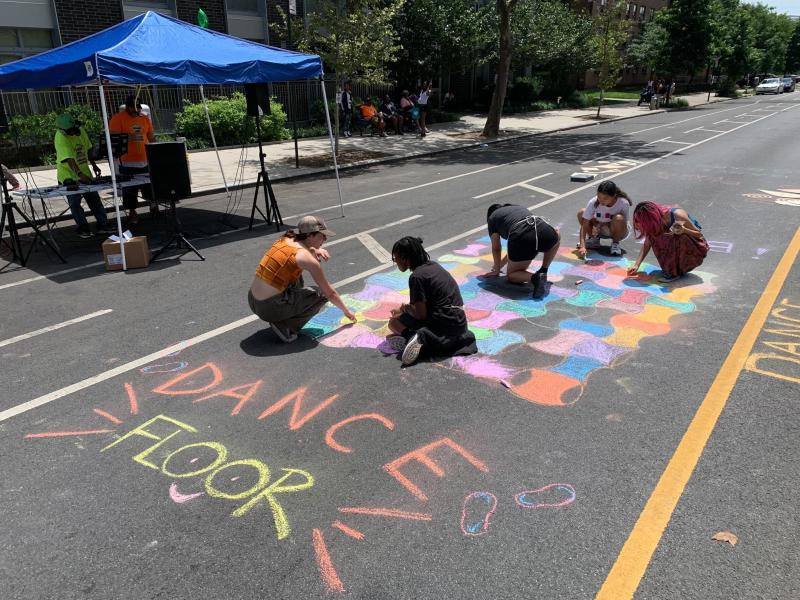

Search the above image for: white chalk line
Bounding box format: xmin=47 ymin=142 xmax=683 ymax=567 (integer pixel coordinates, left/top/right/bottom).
xmin=0 ymin=309 xmax=113 ymax=348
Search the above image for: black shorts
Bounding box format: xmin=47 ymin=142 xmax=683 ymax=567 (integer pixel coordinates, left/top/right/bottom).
xmin=507 ymin=218 xmax=559 ymax=262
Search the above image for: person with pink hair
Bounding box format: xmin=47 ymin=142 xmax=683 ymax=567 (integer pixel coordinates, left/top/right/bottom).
xmin=627 ymin=201 xmax=708 ymax=283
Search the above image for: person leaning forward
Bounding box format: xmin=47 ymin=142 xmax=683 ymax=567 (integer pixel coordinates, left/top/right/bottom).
xmin=109 ymin=95 xmax=156 ymax=225
xmin=248 ymin=216 xmax=356 ymax=343
xmin=54 ymin=112 xmax=111 ymax=238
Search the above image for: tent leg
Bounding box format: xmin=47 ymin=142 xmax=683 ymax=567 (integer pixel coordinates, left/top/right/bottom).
xmin=98 ymin=82 xmax=127 ymax=271
xmin=200 ymin=85 xmax=229 ymax=194
xmin=320 ymin=78 xmax=344 ymax=218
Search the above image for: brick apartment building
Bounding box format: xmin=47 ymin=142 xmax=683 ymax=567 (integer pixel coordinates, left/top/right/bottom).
xmin=0 ymin=0 xmax=304 ymax=66
xmin=580 ymin=0 xmax=671 ymax=89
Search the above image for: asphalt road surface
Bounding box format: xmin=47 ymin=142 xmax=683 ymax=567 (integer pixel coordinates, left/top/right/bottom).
xmin=1 ymin=94 xmax=799 ymax=600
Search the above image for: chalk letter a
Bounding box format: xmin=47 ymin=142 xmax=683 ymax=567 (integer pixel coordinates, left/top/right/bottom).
xmin=257 ymin=387 xmax=339 ymax=430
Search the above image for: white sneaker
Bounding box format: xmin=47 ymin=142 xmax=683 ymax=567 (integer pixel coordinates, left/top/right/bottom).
xmin=585 ymin=236 xmax=601 ymax=249
xmin=610 ymin=242 xmax=622 ymax=256
xmin=270 ymin=323 xmax=298 ymax=343
xmin=401 ymin=333 xmax=423 ymax=366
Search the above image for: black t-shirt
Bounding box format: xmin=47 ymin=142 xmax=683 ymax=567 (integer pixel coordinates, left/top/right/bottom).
xmin=487 ymin=205 xmax=531 ymax=239
xmin=409 ymin=261 xmax=468 ymax=335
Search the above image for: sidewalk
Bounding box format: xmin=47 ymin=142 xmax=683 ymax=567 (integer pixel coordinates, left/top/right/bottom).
xmin=14 ymin=91 xmax=727 ymax=203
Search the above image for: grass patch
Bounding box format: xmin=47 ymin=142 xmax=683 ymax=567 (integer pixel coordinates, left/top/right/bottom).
xmin=585 ymin=90 xmax=640 ymax=100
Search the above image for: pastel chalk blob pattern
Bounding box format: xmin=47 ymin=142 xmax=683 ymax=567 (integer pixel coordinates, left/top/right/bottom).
xmin=460 ymin=491 xmax=498 ymax=536
xmin=303 ymin=236 xmax=716 ymax=407
xmin=515 ymin=483 xmax=577 ymax=509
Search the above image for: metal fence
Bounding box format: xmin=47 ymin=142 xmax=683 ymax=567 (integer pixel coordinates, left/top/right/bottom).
xmin=0 ymin=78 xmax=395 ymax=135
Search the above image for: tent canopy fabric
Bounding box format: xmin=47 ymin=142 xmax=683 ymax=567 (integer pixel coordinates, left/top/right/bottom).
xmin=0 ymin=11 xmax=323 ymax=89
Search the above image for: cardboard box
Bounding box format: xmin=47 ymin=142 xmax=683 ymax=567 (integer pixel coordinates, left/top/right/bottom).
xmin=102 ymin=236 xmax=150 ymax=271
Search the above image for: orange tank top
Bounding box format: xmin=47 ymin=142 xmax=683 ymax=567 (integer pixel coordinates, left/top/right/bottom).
xmin=255 ymin=238 xmax=303 ymax=290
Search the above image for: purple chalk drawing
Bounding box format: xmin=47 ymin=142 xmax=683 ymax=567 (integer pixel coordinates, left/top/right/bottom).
xmin=515 ymin=484 xmax=576 ymax=509
xmin=470 ymin=310 xmax=524 ymax=330
xmin=460 ymin=491 xmax=498 ymax=536
xmin=140 ymin=361 xmax=188 ymax=374
xmin=454 ymin=243 xmax=489 ymax=257
xmin=707 ymin=241 xmax=733 ymax=254
xmin=530 ymin=330 xmax=594 ymax=357
xmin=449 ymin=356 xmax=515 ymax=380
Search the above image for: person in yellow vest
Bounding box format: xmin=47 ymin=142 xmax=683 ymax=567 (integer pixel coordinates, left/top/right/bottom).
xmin=53 ymin=113 xmax=111 ymax=238
xmin=248 ymin=216 xmax=356 ymax=343
xmin=109 ymin=95 xmax=155 ymax=225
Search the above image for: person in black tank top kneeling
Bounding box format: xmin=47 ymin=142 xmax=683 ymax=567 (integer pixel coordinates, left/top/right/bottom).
xmin=484 ymin=203 xmax=561 ymax=299
xmin=387 ymin=237 xmax=477 ymax=366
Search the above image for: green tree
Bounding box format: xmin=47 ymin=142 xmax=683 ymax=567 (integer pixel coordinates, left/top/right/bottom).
xmin=742 ymin=3 xmax=794 ymax=75
xmin=628 ymin=16 xmax=671 ymax=77
xmin=393 ymin=0 xmax=494 ymax=94
xmin=482 ymin=0 xmax=520 ymax=138
xmin=710 ymin=0 xmax=753 ymax=90
xmin=786 ymin=21 xmax=800 ymax=74
xmin=590 ymin=0 xmax=629 ymax=118
xmin=274 ymin=0 xmax=405 ymax=152
xmin=661 ymin=0 xmax=714 ymax=80
xmin=513 ymin=0 xmax=593 ymax=83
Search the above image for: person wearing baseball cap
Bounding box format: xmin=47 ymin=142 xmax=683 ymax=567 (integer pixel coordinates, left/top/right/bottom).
xmin=54 ymin=112 xmax=111 ymax=238
xmin=248 ymin=215 xmax=356 ymax=342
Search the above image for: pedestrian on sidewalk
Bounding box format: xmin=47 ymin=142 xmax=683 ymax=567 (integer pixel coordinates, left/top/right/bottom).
xmin=576 ymin=180 xmax=632 ymax=258
xmin=399 ymin=90 xmax=418 ymax=134
xmin=109 ymin=94 xmax=156 ymax=225
xmin=340 ymin=82 xmax=354 ymax=138
xmin=248 ymin=216 xmax=356 ymax=343
xmin=626 ymin=201 xmax=708 ymax=283
xmin=483 ymin=203 xmax=561 ymax=300
xmin=380 ymin=94 xmax=403 ymax=135
xmin=417 ymin=81 xmax=432 ymax=136
xmin=53 ymin=112 xmax=111 ymax=238
xmin=387 ymin=236 xmax=476 ymax=366
xmin=359 ymin=98 xmax=387 ymax=137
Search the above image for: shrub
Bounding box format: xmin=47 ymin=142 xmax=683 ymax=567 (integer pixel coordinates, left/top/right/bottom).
xmin=427 ymin=109 xmax=460 ymax=124
xmin=665 ymin=97 xmax=689 ymax=109
xmin=565 ymin=91 xmax=591 ymax=109
xmin=506 ymin=76 xmax=546 ymax=106
xmin=716 ymin=78 xmax=738 ymax=97
xmin=175 ymin=92 xmax=289 ymax=147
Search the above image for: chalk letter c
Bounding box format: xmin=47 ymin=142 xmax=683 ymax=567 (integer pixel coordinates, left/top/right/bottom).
xmin=324 ymin=413 xmax=395 ymax=454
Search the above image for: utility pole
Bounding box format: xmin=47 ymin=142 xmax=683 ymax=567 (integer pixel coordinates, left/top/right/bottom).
xmin=288 ymin=0 xmax=300 ymax=168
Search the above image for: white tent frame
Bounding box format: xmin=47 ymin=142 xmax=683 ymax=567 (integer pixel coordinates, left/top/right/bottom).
xmin=94 ymin=76 xmax=343 ymax=271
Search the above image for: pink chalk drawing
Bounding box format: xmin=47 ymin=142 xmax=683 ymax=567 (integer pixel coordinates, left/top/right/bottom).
xmin=460 ymin=491 xmax=498 ymax=536
xmin=515 ymin=484 xmax=576 ymax=509
xmin=169 ymin=482 xmax=204 ymax=504
xmin=303 ymin=236 xmax=717 ymax=408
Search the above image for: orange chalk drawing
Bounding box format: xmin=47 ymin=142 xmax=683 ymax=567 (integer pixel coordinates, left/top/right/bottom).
xmin=93 ymin=408 xmax=123 ymax=425
xmin=383 ymin=437 xmax=489 ymax=501
xmin=338 ymin=507 xmax=433 ymax=521
xmin=125 ymin=382 xmax=138 ymax=415
xmin=324 ymin=413 xmax=395 ymax=453
xmin=510 ymin=369 xmax=582 ymax=407
xmin=193 ymin=380 xmax=264 ymax=416
xmin=257 ymin=387 xmax=340 ymax=431
xmin=152 ymin=362 xmax=222 ymax=396
xmin=25 ymin=429 xmax=115 ymax=439
xmin=331 ymin=520 xmax=364 ymax=540
xmin=312 ymin=528 xmax=345 ymax=594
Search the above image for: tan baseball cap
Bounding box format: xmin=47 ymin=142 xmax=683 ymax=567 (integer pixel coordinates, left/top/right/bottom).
xmin=297 ymin=215 xmax=335 ymax=236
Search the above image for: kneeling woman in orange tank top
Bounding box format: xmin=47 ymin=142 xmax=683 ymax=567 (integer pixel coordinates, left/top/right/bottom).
xmin=249 ymin=215 xmax=356 ymax=343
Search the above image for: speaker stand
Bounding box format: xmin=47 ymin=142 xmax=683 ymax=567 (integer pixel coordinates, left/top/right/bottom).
xmin=151 ymin=194 xmax=205 ymax=262
xmin=1 ymin=169 xmax=66 ymax=270
xmin=248 ymin=117 xmax=282 ymax=232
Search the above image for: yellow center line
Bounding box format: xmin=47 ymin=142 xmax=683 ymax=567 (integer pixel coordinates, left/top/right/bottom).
xmin=596 ymin=225 xmax=800 ymax=600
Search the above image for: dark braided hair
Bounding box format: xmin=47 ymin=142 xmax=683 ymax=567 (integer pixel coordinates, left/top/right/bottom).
xmin=391 ymin=236 xmax=430 ymax=269
xmin=487 ymin=203 xmax=514 ymax=221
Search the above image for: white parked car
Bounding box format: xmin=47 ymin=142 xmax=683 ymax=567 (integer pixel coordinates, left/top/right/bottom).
xmin=756 ymin=78 xmax=784 ymax=94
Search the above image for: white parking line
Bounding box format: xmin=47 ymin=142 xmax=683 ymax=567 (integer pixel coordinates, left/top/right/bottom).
xmin=0 ymin=309 xmax=113 ymax=348
xmin=472 ymin=173 xmax=553 ymax=199
xmin=2 ymin=102 xmax=798 ymax=424
xmin=518 ymin=184 xmax=558 ymax=197
xmin=646 ymin=137 xmax=693 ymax=146
xmin=357 ymin=233 xmax=393 ymax=263
xmin=625 ymin=103 xmax=756 ymax=135
xmin=685 ymin=127 xmax=726 ymax=134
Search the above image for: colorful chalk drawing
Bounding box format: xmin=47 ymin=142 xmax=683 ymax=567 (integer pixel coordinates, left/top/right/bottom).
xmin=515 ymin=483 xmax=576 ymax=509
xmin=460 ymin=491 xmax=498 ymax=536
xmin=303 ymin=236 xmax=717 ymax=407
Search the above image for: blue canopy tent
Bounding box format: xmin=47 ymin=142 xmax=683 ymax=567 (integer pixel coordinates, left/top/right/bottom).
xmin=0 ymin=11 xmax=343 ymax=268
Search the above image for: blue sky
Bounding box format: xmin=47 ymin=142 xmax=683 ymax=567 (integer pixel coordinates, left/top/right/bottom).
xmin=744 ymin=0 xmax=800 ymax=16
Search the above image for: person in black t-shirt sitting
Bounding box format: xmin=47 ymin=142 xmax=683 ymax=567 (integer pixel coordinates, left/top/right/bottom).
xmin=388 ymin=236 xmax=476 ymax=366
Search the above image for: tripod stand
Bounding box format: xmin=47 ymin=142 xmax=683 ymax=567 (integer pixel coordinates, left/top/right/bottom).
xmin=150 ymin=192 xmax=205 ymax=262
xmin=248 ymin=116 xmax=283 ymax=232
xmin=0 ymin=166 xmax=66 ymax=269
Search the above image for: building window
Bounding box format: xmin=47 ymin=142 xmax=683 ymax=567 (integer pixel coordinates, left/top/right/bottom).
xmin=0 ymin=27 xmax=54 ymax=64
xmin=639 ymin=5 xmax=645 ymax=20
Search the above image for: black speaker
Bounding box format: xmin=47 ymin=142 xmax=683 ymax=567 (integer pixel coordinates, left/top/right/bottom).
xmin=145 ymin=142 xmax=191 ymax=200
xmin=0 ymin=94 xmax=8 ymax=133
xmin=245 ymin=83 xmax=271 ymax=117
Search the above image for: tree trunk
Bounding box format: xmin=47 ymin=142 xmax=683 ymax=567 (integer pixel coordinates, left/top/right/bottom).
xmin=596 ymin=89 xmax=604 ymax=119
xmin=482 ymin=0 xmax=516 ymax=138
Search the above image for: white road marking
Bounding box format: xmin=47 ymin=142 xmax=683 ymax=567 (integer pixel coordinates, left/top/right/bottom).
xmin=518 ymin=184 xmax=558 ymax=197
xmin=3 ymin=102 xmax=797 ymax=424
xmin=357 ymin=233 xmax=393 ymax=263
xmin=624 ymin=103 xmax=756 ymax=135
xmin=646 ymin=137 xmax=693 ymax=146
xmin=472 ymin=173 xmax=553 ymax=199
xmin=0 ymin=309 xmax=113 ymax=348
xmin=685 ymin=127 xmax=726 ymax=134
xmin=714 ymin=119 xmax=749 ymax=125
xmin=325 ymin=215 xmax=422 ymax=248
